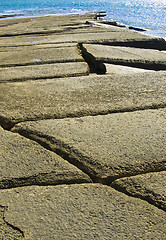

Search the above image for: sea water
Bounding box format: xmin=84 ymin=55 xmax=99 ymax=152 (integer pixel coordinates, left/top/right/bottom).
xmin=0 ymin=0 xmax=166 ymax=38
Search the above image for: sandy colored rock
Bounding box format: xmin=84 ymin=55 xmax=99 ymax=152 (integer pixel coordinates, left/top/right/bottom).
xmin=13 ymin=108 xmax=166 ymax=183
xmin=0 ymin=62 xmax=89 ymax=82
xmin=0 ymin=205 xmax=24 ymax=240
xmin=0 ymin=14 xmax=97 ymax=36
xmin=30 ymin=31 xmax=166 ymax=49
xmin=0 ymin=43 xmax=77 ymax=53
xmin=0 ymin=27 xmax=125 ymax=47
xmin=105 ymin=63 xmax=154 ymax=74
xmin=83 ymin=44 xmax=166 ymax=70
xmin=0 ymin=72 xmax=166 ymax=129
xmin=111 ymin=171 xmax=166 ymax=211
xmin=0 ymin=14 xmax=165 ymax=50
xmin=0 ymin=13 xmax=166 ymax=240
xmin=0 ymin=184 xmax=166 ymax=239
xmin=0 ymin=45 xmax=84 ymax=67
xmin=0 ymin=127 xmax=91 ymax=189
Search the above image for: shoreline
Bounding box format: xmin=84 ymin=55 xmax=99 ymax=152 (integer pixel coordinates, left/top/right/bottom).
xmin=0 ymin=11 xmax=166 ymax=40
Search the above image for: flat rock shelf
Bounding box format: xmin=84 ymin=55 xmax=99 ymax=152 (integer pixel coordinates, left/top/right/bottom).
xmin=0 ymin=13 xmax=166 ymax=240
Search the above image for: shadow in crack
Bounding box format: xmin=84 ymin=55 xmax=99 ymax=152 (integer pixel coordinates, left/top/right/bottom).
xmin=79 ymin=43 xmax=106 ymax=74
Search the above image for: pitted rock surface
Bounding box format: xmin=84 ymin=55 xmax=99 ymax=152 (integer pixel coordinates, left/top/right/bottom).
xmin=0 ymin=72 xmax=166 ymax=129
xmin=83 ymin=44 xmax=166 ymax=70
xmin=13 ymin=109 xmax=166 ymax=183
xmin=0 ymin=45 xmax=84 ymax=67
xmin=0 ymin=13 xmax=166 ymax=239
xmin=0 ymin=62 xmax=89 ymax=82
xmin=111 ymin=171 xmax=166 ymax=211
xmin=0 ymin=184 xmax=165 ymax=239
xmin=0 ymin=127 xmax=91 ymax=189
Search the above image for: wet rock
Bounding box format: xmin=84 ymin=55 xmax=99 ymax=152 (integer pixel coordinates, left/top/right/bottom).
xmin=129 ymin=26 xmax=146 ymax=31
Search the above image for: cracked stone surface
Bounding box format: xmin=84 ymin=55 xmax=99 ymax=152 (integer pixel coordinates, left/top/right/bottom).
xmin=0 ymin=14 xmax=97 ymax=36
xmin=0 ymin=127 xmax=91 ymax=189
xmin=0 ymin=15 xmax=165 ymax=50
xmin=0 ymin=28 xmax=127 ymax=47
xmin=0 ymin=45 xmax=84 ymax=67
xmin=111 ymin=171 xmax=166 ymax=211
xmin=83 ymin=44 xmax=166 ymax=70
xmin=0 ymin=184 xmax=166 ymax=239
xmin=0 ymin=27 xmax=157 ymax=46
xmin=34 ymin=31 xmax=166 ymax=49
xmin=0 ymin=13 xmax=166 ymax=239
xmin=13 ymin=108 xmax=166 ymax=183
xmin=0 ymin=205 xmax=24 ymax=240
xmin=0 ymin=62 xmax=89 ymax=82
xmin=0 ymin=71 xmax=166 ymax=129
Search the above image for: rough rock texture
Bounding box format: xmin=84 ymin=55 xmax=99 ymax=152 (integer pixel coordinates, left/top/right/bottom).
xmin=0 ymin=205 xmax=24 ymax=240
xmin=0 ymin=29 xmax=165 ymax=49
xmin=83 ymin=44 xmax=166 ymax=70
xmin=0 ymin=45 xmax=84 ymax=67
xmin=0 ymin=127 xmax=91 ymax=189
xmin=0 ymin=14 xmax=97 ymax=36
xmin=0 ymin=62 xmax=89 ymax=82
xmin=0 ymin=13 xmax=166 ymax=239
xmin=0 ymin=72 xmax=166 ymax=129
xmin=0 ymin=15 xmax=165 ymax=50
xmin=0 ymin=184 xmax=166 ymax=240
xmin=111 ymin=171 xmax=166 ymax=211
xmin=13 ymin=109 xmax=166 ymax=183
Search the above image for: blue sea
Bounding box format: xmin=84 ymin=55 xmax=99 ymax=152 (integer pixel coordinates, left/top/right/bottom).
xmin=0 ymin=0 xmax=166 ymax=38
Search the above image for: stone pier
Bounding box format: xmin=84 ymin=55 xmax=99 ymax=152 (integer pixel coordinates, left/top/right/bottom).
xmin=0 ymin=14 xmax=166 ymax=239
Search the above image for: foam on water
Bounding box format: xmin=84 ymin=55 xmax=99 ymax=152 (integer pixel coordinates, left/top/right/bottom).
xmin=0 ymin=0 xmax=165 ymax=38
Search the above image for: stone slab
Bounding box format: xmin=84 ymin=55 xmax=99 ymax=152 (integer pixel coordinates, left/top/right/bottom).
xmin=34 ymin=31 xmax=166 ymax=50
xmin=105 ymin=63 xmax=154 ymax=74
xmin=0 ymin=184 xmax=165 ymax=239
xmin=13 ymin=109 xmax=166 ymax=183
xmin=83 ymin=44 xmax=166 ymax=70
xmin=0 ymin=62 xmax=89 ymax=82
xmin=0 ymin=72 xmax=166 ymax=129
xmin=0 ymin=27 xmax=165 ymax=50
xmin=0 ymin=205 xmax=24 ymax=240
xmin=0 ymin=14 xmax=97 ymax=36
xmin=0 ymin=43 xmax=77 ymax=52
xmin=111 ymin=171 xmax=166 ymax=211
xmin=0 ymin=45 xmax=84 ymax=67
xmin=0 ymin=127 xmax=91 ymax=189
xmin=0 ymin=27 xmax=126 ymax=47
